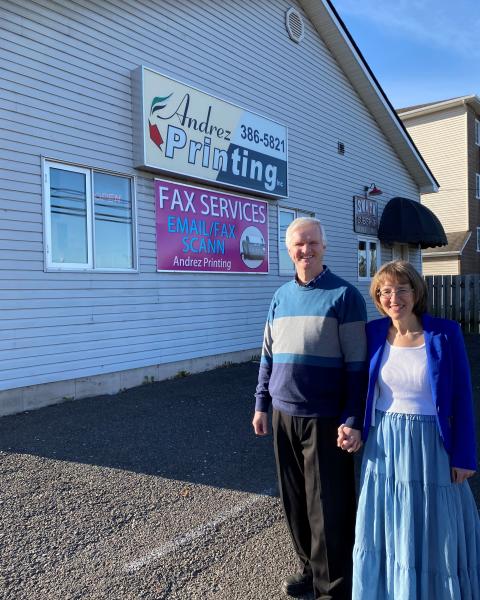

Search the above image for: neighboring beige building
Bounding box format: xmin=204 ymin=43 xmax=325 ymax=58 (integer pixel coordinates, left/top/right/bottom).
xmin=398 ymin=95 xmax=480 ymax=275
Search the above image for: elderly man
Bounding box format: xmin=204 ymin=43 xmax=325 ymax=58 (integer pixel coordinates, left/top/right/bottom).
xmin=253 ymin=217 xmax=367 ymax=600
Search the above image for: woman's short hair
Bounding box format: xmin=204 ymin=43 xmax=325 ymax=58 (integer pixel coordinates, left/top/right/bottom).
xmin=285 ymin=217 xmax=327 ymax=249
xmin=369 ymin=260 xmax=428 ymax=316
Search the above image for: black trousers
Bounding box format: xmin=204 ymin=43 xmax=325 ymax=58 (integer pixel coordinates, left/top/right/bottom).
xmin=272 ymin=410 xmax=356 ymax=600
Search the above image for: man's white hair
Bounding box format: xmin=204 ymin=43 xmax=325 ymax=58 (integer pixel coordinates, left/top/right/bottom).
xmin=285 ymin=217 xmax=327 ymax=249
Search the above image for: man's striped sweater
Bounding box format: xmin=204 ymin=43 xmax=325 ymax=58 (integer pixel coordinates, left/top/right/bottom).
xmin=255 ymin=267 xmax=368 ymax=429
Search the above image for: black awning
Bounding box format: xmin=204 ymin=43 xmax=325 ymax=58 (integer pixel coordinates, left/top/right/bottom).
xmin=378 ymin=196 xmax=447 ymax=249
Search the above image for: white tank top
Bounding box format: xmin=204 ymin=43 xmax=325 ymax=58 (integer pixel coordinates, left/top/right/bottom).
xmin=376 ymin=341 xmax=436 ymax=415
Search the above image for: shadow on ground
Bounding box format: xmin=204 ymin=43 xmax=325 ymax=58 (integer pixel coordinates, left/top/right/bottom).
xmin=0 ymin=335 xmax=479 ymax=504
xmin=0 ymin=362 xmax=275 ymax=494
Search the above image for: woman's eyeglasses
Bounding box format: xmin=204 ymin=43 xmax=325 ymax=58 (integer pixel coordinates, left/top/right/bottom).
xmin=377 ymin=287 xmax=413 ymax=299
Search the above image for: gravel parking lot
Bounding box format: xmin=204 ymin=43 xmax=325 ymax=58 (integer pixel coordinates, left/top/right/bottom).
xmin=1 ymin=335 xmax=479 ymax=600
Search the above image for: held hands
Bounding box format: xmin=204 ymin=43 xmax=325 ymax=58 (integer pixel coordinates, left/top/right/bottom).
xmin=337 ymin=424 xmax=362 ymax=453
xmin=451 ymin=467 xmax=476 ymax=484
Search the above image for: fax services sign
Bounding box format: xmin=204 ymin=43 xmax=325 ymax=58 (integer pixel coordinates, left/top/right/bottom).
xmin=132 ymin=66 xmax=288 ymax=198
xmin=155 ymin=179 xmax=269 ymax=274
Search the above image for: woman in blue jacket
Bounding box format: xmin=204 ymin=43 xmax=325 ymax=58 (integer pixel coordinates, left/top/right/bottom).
xmin=340 ymin=261 xmax=480 ymax=599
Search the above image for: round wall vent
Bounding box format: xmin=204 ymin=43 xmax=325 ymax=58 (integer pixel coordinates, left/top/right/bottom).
xmin=285 ymin=7 xmax=305 ymax=43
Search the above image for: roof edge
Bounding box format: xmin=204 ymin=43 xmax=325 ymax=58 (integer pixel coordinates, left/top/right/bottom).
xmin=298 ymin=0 xmax=439 ymax=193
xmin=422 ymin=251 xmax=461 ymax=257
xmin=422 ymin=231 xmax=471 ymax=256
xmin=399 ymin=95 xmax=480 ymax=119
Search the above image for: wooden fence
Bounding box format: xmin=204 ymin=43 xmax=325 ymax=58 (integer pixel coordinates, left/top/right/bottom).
xmin=425 ymin=275 xmax=480 ymax=333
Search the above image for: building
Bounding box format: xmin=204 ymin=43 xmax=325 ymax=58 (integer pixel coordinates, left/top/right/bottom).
xmin=398 ymin=95 xmax=480 ymax=275
xmin=0 ymin=0 xmax=438 ymax=416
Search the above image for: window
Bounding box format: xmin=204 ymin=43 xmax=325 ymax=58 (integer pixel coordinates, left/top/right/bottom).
xmin=476 ymin=173 xmax=480 ymax=200
xmin=475 ymin=119 xmax=480 ymax=146
xmin=357 ymin=237 xmax=378 ymax=280
xmin=392 ymin=243 xmax=409 ymax=262
xmin=477 ymin=227 xmax=480 ymax=252
xmin=278 ymin=207 xmax=313 ymax=275
xmin=43 ymin=161 xmax=136 ymax=270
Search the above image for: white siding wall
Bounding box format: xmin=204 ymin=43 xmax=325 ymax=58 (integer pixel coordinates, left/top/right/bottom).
xmin=0 ymin=0 xmax=419 ymax=392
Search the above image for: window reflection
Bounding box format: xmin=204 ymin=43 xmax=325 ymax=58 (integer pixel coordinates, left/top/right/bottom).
xmin=50 ymin=168 xmax=88 ymax=264
xmin=358 ymin=239 xmax=379 ymax=279
xmin=369 ymin=242 xmax=377 ymax=277
xmin=279 ymin=210 xmax=295 ymax=273
xmin=358 ymin=240 xmax=367 ymax=278
xmin=93 ymin=173 xmax=133 ymax=269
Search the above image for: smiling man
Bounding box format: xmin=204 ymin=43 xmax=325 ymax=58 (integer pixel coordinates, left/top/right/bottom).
xmin=252 ymin=217 xmax=367 ymax=600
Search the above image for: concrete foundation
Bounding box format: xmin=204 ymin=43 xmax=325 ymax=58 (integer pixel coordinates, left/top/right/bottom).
xmin=0 ymin=348 xmax=260 ymax=417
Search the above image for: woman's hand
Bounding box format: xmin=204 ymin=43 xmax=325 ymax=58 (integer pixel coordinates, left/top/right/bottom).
xmin=337 ymin=425 xmax=362 ymax=453
xmin=451 ymin=467 xmax=475 ymax=484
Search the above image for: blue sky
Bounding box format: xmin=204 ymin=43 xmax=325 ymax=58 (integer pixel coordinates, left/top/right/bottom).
xmin=332 ymin=0 xmax=480 ymax=109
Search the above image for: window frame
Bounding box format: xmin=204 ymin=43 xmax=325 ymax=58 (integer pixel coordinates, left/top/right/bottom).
xmin=476 ymin=173 xmax=480 ymax=200
xmin=475 ymin=119 xmax=480 ymax=146
xmin=477 ymin=227 xmax=480 ymax=252
xmin=277 ymin=206 xmax=314 ymax=276
xmin=42 ymin=159 xmax=137 ymax=272
xmin=357 ymin=235 xmax=379 ymax=281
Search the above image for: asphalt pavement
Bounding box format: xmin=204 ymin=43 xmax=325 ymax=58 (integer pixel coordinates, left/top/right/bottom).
xmin=0 ymin=335 xmax=479 ymax=600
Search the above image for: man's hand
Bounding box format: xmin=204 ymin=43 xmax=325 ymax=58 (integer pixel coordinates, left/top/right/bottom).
xmin=337 ymin=424 xmax=362 ymax=453
xmin=451 ymin=467 xmax=475 ymax=484
xmin=252 ymin=411 xmax=269 ymax=436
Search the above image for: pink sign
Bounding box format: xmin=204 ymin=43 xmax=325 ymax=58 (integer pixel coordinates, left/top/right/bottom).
xmin=155 ymin=179 xmax=269 ymax=273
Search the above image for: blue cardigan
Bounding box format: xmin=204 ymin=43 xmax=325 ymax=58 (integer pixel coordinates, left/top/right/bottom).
xmin=363 ymin=313 xmax=477 ymax=471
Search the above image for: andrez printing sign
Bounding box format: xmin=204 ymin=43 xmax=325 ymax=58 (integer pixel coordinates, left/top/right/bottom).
xmin=132 ymin=66 xmax=287 ymax=198
xmin=155 ymin=179 xmax=269 ymax=274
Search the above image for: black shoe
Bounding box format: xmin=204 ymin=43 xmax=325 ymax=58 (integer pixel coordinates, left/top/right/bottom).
xmin=281 ymin=572 xmax=314 ymax=597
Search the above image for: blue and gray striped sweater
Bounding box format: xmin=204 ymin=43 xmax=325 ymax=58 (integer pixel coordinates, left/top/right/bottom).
xmin=255 ymin=267 xmax=368 ymax=429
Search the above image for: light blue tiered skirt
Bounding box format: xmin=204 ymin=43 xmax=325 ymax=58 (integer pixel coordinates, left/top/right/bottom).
xmin=353 ymin=410 xmax=480 ymax=600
